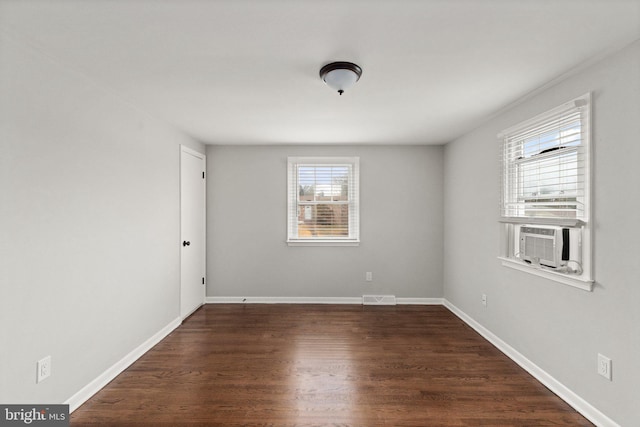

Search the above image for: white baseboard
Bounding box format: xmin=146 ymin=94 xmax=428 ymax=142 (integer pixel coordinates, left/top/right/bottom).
xmin=64 ymin=316 xmax=181 ymax=413
xmin=443 ymin=300 xmax=619 ymax=427
xmin=205 ymin=296 xmax=363 ymax=304
xmin=205 ymin=296 xmax=445 ymax=305
xmin=397 ymin=297 xmax=444 ymax=305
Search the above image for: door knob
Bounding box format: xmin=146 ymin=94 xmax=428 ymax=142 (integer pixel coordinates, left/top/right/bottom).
xmin=183 ymin=240 xmax=191 ymax=247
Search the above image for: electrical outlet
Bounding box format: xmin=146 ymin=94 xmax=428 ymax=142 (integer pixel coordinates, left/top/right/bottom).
xmin=365 ymin=272 xmax=373 ymax=282
xmin=597 ymin=353 xmax=612 ymax=380
xmin=37 ymin=356 xmax=51 ymax=383
xmin=481 ymin=294 xmax=487 ymax=307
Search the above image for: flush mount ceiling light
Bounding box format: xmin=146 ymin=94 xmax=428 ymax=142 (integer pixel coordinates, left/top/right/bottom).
xmin=319 ymin=61 xmax=362 ymax=95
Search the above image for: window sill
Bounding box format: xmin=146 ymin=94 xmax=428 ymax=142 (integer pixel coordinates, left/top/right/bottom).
xmin=498 ymin=257 xmax=593 ymax=291
xmin=287 ymin=240 xmax=360 ymax=247
xmin=499 ymin=217 xmax=585 ymax=227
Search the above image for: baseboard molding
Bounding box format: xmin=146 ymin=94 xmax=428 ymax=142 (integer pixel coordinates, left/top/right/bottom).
xmin=205 ymin=296 xmax=362 ymax=304
xmin=397 ymin=297 xmax=444 ymax=305
xmin=443 ymin=299 xmax=619 ymax=427
xmin=64 ymin=316 xmax=181 ymax=413
xmin=205 ymin=296 xmax=445 ymax=305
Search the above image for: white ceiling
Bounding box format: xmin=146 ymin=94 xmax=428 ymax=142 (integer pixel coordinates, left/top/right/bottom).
xmin=1 ymin=0 xmax=639 ymax=145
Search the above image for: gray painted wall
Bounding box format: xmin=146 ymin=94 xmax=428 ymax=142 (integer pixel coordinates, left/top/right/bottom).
xmin=443 ymin=40 xmax=640 ymax=426
xmin=207 ymin=145 xmax=444 ymax=299
xmin=0 ymin=35 xmax=203 ymax=403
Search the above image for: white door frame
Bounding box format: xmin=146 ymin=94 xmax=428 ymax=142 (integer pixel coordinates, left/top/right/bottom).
xmin=180 ymin=145 xmax=206 ymax=319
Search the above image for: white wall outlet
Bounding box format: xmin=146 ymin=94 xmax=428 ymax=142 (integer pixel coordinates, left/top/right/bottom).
xmin=37 ymin=356 xmax=51 ymax=383
xmin=597 ymin=353 xmax=612 ymax=380
xmin=481 ymin=294 xmax=487 ymax=307
xmin=365 ymin=272 xmax=373 ymax=282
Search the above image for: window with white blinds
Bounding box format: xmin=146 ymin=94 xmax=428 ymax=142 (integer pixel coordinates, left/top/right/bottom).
xmin=500 ymin=93 xmax=590 ymax=225
xmin=498 ymin=93 xmax=593 ymax=289
xmin=287 ymin=157 xmax=359 ymax=245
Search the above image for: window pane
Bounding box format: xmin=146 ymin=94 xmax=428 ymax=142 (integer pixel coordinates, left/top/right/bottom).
xmin=332 ymin=167 xmax=349 ymax=201
xmin=297 ymin=165 xmax=350 ymax=202
xmin=297 ymin=204 xmax=349 ymax=237
xmin=299 ymin=184 xmax=315 ymax=201
xmin=298 ymin=167 xmax=316 ymax=201
xmin=522 ymin=122 xmax=581 ymax=158
xmin=520 ymin=151 xmax=578 ymax=199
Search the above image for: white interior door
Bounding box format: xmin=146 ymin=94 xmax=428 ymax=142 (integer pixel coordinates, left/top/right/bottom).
xmin=180 ymin=146 xmax=206 ymax=319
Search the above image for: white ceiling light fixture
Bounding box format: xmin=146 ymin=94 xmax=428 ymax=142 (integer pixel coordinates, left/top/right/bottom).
xmin=319 ymin=61 xmax=363 ymax=95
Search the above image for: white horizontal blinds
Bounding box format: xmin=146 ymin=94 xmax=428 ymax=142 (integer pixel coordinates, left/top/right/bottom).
xmin=501 ymin=95 xmax=590 ymax=220
xmin=298 ymin=164 xmax=350 ymax=238
xmin=287 ymin=157 xmax=359 ymax=242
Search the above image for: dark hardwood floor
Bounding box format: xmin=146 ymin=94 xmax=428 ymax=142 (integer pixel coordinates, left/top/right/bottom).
xmin=71 ymin=304 xmax=592 ymax=426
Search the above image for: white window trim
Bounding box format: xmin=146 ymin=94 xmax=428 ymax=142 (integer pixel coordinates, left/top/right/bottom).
xmin=498 ymin=93 xmax=593 ymax=290
xmin=287 ymin=156 xmax=360 ymax=247
xmin=499 ymin=257 xmax=593 ymax=291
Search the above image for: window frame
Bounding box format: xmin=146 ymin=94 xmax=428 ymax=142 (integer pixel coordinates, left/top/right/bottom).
xmin=287 ymin=156 xmax=360 ymax=246
xmin=498 ymin=93 xmax=593 ymax=290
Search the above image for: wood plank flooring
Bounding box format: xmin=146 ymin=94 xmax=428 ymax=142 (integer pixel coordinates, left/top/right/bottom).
xmin=71 ymin=304 xmax=592 ymax=426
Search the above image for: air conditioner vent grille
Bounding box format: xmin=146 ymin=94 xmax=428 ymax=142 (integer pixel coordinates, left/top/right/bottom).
xmin=525 ymin=235 xmax=555 ymax=262
xmin=520 ymin=225 xmax=564 ymax=268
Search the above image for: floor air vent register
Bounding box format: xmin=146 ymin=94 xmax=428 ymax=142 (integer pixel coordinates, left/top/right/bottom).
xmin=362 ymin=295 xmax=397 ymax=305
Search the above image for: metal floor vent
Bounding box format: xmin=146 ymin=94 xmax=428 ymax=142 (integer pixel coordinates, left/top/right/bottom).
xmin=362 ymin=295 xmax=397 ymax=305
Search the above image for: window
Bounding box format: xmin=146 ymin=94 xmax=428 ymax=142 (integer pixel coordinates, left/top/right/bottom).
xmin=499 ymin=94 xmax=593 ymax=290
xmin=287 ymin=157 xmax=359 ymax=246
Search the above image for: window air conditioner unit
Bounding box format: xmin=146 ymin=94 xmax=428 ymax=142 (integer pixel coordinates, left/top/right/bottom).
xmin=519 ymin=226 xmax=569 ymax=268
